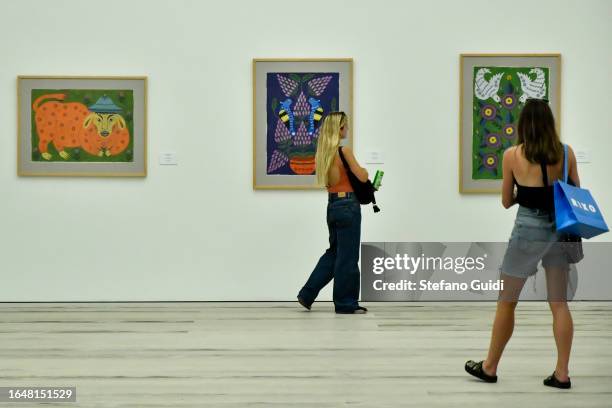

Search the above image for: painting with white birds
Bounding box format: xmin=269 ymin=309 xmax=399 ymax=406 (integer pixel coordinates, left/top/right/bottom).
xmin=471 ymin=66 xmax=550 ymax=180
xmin=460 ymin=54 xmax=561 ymax=193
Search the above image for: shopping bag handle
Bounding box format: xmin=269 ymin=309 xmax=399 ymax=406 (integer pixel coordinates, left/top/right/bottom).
xmin=563 ymin=144 xmax=568 ymax=183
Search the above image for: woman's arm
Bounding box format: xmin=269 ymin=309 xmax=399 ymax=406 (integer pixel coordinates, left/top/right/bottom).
xmin=342 ymin=146 xmax=369 ymax=182
xmin=567 ymin=145 xmax=581 ymax=187
xmin=501 ymin=147 xmax=516 ymax=209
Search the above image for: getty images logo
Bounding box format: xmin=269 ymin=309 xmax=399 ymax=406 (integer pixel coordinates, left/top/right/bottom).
xmin=571 ymin=198 xmax=597 ymax=213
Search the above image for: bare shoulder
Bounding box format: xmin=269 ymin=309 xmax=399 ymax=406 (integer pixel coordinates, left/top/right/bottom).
xmin=503 ymin=145 xmax=518 ymax=161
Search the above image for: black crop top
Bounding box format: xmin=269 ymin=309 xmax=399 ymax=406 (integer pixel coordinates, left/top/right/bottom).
xmin=514 ymin=162 xmax=575 ymax=212
xmin=515 ymin=183 xmax=554 ymax=211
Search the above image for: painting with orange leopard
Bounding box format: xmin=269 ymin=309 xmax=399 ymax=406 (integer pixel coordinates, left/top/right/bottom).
xmin=30 ymin=90 xmax=133 ymax=163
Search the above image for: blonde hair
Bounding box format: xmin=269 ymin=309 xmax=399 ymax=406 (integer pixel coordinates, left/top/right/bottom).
xmin=315 ymin=111 xmax=347 ymax=187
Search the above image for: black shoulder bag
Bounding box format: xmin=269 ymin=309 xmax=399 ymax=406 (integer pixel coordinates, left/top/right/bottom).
xmin=338 ymin=147 xmax=380 ymax=213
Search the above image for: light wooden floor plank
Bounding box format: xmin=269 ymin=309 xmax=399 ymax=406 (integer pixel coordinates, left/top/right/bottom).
xmin=0 ymin=302 xmax=610 ymax=407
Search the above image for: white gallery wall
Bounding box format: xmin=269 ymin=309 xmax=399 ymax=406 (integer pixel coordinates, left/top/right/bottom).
xmin=1 ymin=0 xmax=610 ymax=301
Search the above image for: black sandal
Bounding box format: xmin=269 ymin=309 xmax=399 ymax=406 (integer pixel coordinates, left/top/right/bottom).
xmin=543 ymin=372 xmax=571 ymax=389
xmin=465 ymin=360 xmax=497 ymax=383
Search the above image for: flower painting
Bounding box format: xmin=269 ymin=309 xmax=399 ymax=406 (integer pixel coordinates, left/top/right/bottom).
xmin=459 ymin=54 xmax=561 ymax=193
xmin=253 ymin=59 xmax=353 ymax=189
xmin=472 ymin=66 xmax=549 ymax=180
xmin=266 ymin=72 xmax=339 ymax=175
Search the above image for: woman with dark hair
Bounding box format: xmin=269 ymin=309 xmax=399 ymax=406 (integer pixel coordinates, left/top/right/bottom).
xmin=465 ymin=98 xmax=580 ymax=389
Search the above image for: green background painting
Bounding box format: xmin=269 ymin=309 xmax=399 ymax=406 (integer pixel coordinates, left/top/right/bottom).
xmin=471 ymin=67 xmax=549 ymax=180
xmin=30 ymin=89 xmax=134 ymax=162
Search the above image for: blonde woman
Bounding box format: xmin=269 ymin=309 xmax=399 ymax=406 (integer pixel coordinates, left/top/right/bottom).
xmin=297 ymin=112 xmax=369 ymax=314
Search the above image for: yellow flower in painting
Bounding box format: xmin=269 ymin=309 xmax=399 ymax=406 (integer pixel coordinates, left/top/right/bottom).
xmin=483 ymin=153 xmax=498 ymax=170
xmin=486 ymin=133 xmax=502 ymax=148
xmin=481 ymin=104 xmax=497 ymax=121
xmin=503 ymin=124 xmax=517 ymax=140
xmin=501 ymin=94 xmax=517 ymax=109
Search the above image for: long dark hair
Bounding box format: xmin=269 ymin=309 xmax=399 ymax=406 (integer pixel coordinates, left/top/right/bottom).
xmin=517 ymin=98 xmax=562 ymax=164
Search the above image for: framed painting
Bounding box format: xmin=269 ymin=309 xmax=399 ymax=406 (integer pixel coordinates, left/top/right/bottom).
xmin=459 ymin=54 xmax=561 ymax=193
xmin=18 ymin=76 xmax=147 ymax=177
xmin=253 ymin=58 xmax=353 ymax=189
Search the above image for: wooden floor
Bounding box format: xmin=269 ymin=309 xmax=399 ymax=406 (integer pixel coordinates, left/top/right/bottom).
xmin=0 ymin=302 xmax=610 ymax=407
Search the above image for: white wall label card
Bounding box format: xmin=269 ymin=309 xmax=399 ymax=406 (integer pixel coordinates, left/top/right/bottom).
xmin=159 ymin=152 xmax=178 ymax=166
xmin=365 ymin=150 xmax=384 ymax=164
xmin=575 ymin=149 xmax=591 ymax=163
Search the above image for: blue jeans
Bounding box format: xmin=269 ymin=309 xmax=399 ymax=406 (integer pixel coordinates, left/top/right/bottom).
xmin=298 ymin=194 xmax=362 ymax=312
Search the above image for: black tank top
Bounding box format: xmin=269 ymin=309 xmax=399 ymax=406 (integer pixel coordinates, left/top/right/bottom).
xmin=514 ymin=161 xmax=574 ymax=212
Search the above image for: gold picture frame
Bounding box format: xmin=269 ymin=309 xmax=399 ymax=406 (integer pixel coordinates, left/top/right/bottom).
xmin=459 ymin=54 xmax=562 ymax=193
xmin=252 ymin=58 xmax=353 ymax=189
xmin=17 ymin=75 xmax=148 ymax=177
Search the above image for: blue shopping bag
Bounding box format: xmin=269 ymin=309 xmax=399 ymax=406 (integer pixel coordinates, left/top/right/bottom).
xmin=554 ymin=144 xmax=609 ymax=239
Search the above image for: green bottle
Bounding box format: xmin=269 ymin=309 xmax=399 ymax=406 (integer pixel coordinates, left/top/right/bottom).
xmin=373 ymin=170 xmax=384 ymax=190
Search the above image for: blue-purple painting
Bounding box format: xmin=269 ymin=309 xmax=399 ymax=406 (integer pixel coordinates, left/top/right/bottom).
xmin=266 ymin=72 xmax=339 ymax=175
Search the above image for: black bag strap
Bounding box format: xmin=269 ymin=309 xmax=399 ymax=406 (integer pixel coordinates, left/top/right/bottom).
xmin=541 ymin=145 xmax=567 ymax=222
xmin=539 ymin=160 xmax=554 ymax=222
xmin=337 ymin=147 xmax=380 ymax=213
xmin=540 ymin=161 xmax=548 ymax=188
xmin=338 ymin=146 xmax=350 ymax=170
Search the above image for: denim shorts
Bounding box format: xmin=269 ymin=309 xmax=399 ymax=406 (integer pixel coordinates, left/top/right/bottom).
xmin=500 ymin=206 xmax=570 ymax=278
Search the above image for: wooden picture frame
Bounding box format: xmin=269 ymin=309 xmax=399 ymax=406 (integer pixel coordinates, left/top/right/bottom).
xmin=252 ymin=58 xmax=353 ymax=189
xmin=18 ymin=76 xmax=147 ymax=177
xmin=459 ymin=54 xmax=561 ymax=193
